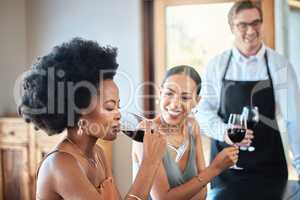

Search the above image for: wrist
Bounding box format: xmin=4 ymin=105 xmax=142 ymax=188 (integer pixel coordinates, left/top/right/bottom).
xmin=140 ymin=158 xmax=160 ymax=169
xmin=199 ymin=166 xmax=221 ymax=179
xmin=208 ymin=163 xmax=223 ymax=175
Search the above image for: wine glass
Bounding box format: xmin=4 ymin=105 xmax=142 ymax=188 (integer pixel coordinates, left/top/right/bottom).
xmin=227 ymin=113 xmax=247 ymax=170
xmin=241 ymin=106 xmax=259 ymax=152
xmin=120 ymin=112 xmax=147 ymax=142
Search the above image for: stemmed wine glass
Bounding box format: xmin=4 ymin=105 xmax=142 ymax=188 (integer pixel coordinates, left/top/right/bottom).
xmin=120 ymin=112 xmax=147 ymax=142
xmin=241 ymin=106 xmax=259 ymax=152
xmin=227 ymin=113 xmax=247 ymax=170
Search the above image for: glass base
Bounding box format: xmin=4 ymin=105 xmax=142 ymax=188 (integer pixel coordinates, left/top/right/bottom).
xmin=240 ymin=146 xmax=255 ymax=152
xmin=248 ymin=146 xmax=255 ymax=152
xmin=230 ymin=165 xmax=243 ymax=170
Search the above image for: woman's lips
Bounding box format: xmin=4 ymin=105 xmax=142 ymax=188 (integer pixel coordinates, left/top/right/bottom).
xmin=167 ymin=110 xmax=182 ymax=118
xmin=112 ymin=124 xmax=120 ymax=133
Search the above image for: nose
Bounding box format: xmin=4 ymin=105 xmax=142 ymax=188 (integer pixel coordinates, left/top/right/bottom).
xmin=115 ymin=110 xmax=121 ymax=121
xmin=246 ymin=25 xmax=256 ymax=35
xmin=169 ymin=96 xmax=180 ymax=109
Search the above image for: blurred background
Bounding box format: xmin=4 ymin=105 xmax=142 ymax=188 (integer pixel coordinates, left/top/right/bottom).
xmin=0 ymin=0 xmax=299 ymax=199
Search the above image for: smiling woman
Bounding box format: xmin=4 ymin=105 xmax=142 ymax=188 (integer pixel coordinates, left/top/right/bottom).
xmin=132 ymin=65 xmax=239 ymax=200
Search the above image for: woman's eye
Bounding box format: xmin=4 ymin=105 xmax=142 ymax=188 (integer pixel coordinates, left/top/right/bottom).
xmin=182 ymin=96 xmax=192 ymax=101
xmin=105 ymin=105 xmax=116 ymax=111
xmin=164 ymin=92 xmax=173 ymax=96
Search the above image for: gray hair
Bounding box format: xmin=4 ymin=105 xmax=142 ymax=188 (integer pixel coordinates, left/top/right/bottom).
xmin=228 ymin=1 xmax=263 ymax=27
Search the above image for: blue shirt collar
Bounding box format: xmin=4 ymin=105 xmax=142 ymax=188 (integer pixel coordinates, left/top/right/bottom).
xmin=232 ymin=43 xmax=266 ymax=64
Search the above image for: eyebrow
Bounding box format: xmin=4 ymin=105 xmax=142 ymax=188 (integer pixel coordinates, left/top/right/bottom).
xmin=237 ymin=18 xmax=261 ymax=23
xmin=166 ymin=87 xmax=192 ymax=95
xmin=181 ymin=92 xmax=192 ymax=95
xmin=166 ymin=87 xmax=176 ymax=93
xmin=104 ymin=99 xmax=118 ymax=104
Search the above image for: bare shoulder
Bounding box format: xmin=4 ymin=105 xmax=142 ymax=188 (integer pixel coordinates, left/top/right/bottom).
xmin=37 ymin=151 xmax=85 ymax=195
xmin=40 ymin=151 xmax=83 ymax=179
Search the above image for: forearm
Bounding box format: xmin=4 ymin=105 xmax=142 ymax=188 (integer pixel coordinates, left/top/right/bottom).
xmin=288 ymin=123 xmax=300 ymax=175
xmin=190 ymin=187 xmax=207 ymax=200
xmin=125 ymin=159 xmax=160 ymax=200
xmin=196 ymin=104 xmax=227 ymax=142
xmin=162 ymin=166 xmax=220 ymax=200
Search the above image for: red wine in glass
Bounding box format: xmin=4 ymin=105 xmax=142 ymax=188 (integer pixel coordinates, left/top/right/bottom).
xmin=227 ymin=113 xmax=246 ymax=170
xmin=227 ymin=128 xmax=246 ymax=143
xmin=120 ymin=112 xmax=147 ymax=143
xmin=122 ymin=129 xmax=145 ymax=142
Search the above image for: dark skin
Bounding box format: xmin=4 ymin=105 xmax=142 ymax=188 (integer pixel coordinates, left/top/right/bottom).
xmin=36 ymin=80 xmax=167 ymax=200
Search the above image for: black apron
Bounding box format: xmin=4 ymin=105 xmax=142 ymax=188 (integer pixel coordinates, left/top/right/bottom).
xmin=211 ymin=51 xmax=288 ymax=188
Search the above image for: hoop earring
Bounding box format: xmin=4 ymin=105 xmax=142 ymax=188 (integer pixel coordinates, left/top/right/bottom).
xmin=78 ymin=119 xmax=88 ymax=136
xmin=192 ymin=108 xmax=199 ymax=114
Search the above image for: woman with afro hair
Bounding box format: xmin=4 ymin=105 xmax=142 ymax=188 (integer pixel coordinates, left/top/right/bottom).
xmin=17 ymin=38 xmax=166 ymax=200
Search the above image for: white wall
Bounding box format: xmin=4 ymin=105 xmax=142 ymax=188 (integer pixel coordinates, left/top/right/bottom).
xmin=27 ymin=0 xmax=142 ymax=195
xmin=275 ymin=1 xmax=300 ymax=82
xmin=0 ymin=0 xmax=27 ymax=115
xmin=288 ymin=9 xmax=300 ymax=80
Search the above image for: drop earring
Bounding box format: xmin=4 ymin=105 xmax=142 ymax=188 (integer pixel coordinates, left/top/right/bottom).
xmin=77 ymin=119 xmax=88 ymax=136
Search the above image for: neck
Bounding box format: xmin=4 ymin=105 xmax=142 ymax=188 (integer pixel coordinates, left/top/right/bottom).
xmin=67 ymin=128 xmax=97 ymax=157
xmin=158 ymin=116 xmax=185 ymax=136
xmin=236 ymin=42 xmax=262 ymax=57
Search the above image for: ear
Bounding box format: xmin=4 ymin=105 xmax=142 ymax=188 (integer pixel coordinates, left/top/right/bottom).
xmin=229 ymin=23 xmax=234 ymax=33
xmin=196 ymin=96 xmax=201 ymax=104
xmin=191 ymin=95 xmax=201 ymax=109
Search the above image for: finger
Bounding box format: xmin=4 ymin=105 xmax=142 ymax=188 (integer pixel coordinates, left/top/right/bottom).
xmin=224 ymin=147 xmax=234 ymax=153
xmin=226 ymin=147 xmax=238 ymax=155
xmin=239 ymin=138 xmax=251 ymax=145
xmin=232 ymin=154 xmax=239 ymax=160
xmin=228 ymin=146 xmax=239 ymax=152
xmin=233 ymin=157 xmax=238 ymax=164
xmin=245 ymin=136 xmax=254 ymax=142
xmin=231 ymin=150 xmax=239 ymax=156
xmin=144 ymin=120 xmax=153 ymax=135
xmin=245 ymin=133 xmax=254 ymax=139
xmin=159 ymin=131 xmax=166 ymax=138
xmin=246 ymin=129 xmax=254 ymax=134
xmin=230 ymin=155 xmax=238 ymax=163
xmin=160 ymin=135 xmax=167 ymax=146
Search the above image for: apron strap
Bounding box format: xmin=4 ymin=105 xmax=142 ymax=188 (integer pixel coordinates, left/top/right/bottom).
xmin=264 ymin=50 xmax=275 ymax=90
xmin=222 ymin=49 xmax=274 ymax=86
xmin=222 ymin=51 xmax=233 ymax=81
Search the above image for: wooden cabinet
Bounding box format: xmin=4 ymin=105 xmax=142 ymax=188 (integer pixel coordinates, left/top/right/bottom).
xmin=0 ymin=118 xmax=112 ymax=200
xmin=0 ymin=118 xmax=31 ymax=200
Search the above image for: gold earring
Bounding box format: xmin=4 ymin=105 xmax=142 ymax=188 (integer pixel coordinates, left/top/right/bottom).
xmin=77 ymin=119 xmax=88 ymax=136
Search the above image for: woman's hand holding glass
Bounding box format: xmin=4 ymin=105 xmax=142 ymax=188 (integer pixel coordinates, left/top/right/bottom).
xmin=211 ymin=147 xmax=239 ymax=172
xmin=142 ymin=120 xmax=167 ymax=166
xmin=226 ymin=114 xmax=249 ymax=169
